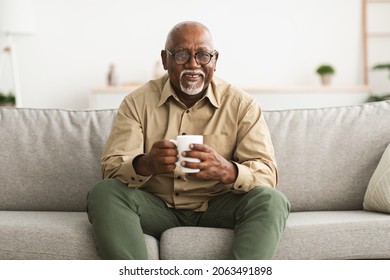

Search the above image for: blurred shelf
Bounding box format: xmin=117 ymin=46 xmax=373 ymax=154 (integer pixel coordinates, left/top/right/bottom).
xmin=90 ymin=84 xmax=371 ymax=110
xmin=243 ymin=85 xmax=370 ymax=94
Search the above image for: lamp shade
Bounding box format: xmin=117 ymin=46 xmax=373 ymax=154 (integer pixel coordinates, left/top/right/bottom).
xmin=0 ymin=0 xmax=37 ymax=35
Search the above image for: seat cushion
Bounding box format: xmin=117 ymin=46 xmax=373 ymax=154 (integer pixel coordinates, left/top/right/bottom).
xmin=159 ymin=211 xmax=390 ymax=260
xmin=275 ymin=210 xmax=390 ymax=259
xmin=0 ymin=211 xmax=159 ymax=260
xmin=160 ymin=227 xmax=234 ymax=260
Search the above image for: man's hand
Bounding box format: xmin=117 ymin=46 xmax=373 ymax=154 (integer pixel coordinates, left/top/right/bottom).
xmin=182 ymin=144 xmax=238 ymax=184
xmin=134 ymin=140 xmax=178 ymax=176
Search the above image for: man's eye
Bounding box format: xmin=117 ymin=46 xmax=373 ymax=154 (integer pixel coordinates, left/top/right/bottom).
xmin=198 ymin=53 xmax=209 ymax=60
xmin=176 ymin=52 xmax=188 ymax=58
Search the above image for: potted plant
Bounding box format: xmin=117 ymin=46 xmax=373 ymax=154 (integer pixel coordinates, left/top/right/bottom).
xmin=316 ymin=64 xmax=335 ymax=86
xmin=0 ymin=91 xmax=16 ymax=107
xmin=372 ymin=63 xmax=390 ymax=79
xmin=368 ymin=63 xmax=390 ymax=102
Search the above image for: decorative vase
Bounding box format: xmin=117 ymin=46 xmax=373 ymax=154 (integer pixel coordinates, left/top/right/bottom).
xmin=107 ymin=64 xmax=119 ymax=86
xmin=320 ymin=74 xmax=332 ymax=86
xmin=0 ymin=103 xmax=16 ymax=107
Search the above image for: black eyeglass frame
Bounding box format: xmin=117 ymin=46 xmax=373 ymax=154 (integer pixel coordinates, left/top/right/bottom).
xmin=165 ymin=49 xmax=217 ymax=65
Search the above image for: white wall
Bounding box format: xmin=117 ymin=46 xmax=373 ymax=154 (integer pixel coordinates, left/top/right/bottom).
xmin=0 ymin=0 xmax=386 ymax=109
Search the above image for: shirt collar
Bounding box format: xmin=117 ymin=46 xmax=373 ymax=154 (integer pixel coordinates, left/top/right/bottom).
xmin=157 ymin=77 xmax=220 ymax=109
xmin=157 ymin=78 xmax=175 ymax=107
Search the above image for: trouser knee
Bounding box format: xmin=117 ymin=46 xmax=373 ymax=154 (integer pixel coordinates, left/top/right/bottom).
xmin=87 ymin=178 xmax=125 ymax=204
xmin=87 ymin=178 xmax=136 ymax=222
xmin=245 ymin=186 xmax=291 ymax=215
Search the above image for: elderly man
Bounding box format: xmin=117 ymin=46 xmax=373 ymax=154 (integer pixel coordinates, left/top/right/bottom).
xmin=87 ymin=21 xmax=290 ymax=260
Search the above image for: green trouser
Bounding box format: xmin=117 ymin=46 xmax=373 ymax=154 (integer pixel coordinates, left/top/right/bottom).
xmin=86 ymin=178 xmax=290 ymax=260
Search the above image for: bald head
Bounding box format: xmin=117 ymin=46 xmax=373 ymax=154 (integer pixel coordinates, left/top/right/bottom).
xmin=165 ymin=21 xmax=215 ymax=50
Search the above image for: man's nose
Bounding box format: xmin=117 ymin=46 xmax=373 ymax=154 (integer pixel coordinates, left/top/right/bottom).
xmin=186 ymin=55 xmax=200 ymax=68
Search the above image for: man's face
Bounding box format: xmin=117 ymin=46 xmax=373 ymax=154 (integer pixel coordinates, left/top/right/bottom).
xmin=162 ymin=24 xmax=218 ymax=98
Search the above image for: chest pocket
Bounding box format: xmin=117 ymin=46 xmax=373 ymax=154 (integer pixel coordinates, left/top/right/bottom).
xmin=203 ymin=134 xmax=235 ymax=160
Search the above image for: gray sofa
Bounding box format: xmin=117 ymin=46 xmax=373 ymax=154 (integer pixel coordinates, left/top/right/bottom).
xmin=1 ymin=100 xmax=390 ymax=260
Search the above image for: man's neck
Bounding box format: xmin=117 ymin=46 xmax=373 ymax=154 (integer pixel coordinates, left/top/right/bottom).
xmin=175 ymin=88 xmax=207 ymax=108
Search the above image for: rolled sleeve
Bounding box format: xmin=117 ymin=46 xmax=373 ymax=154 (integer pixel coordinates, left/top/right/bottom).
xmin=231 ymin=99 xmax=278 ymax=192
xmin=101 ymin=98 xmax=152 ymax=187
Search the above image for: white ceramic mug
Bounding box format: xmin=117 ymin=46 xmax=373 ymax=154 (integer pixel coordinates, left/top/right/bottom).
xmin=170 ymin=135 xmax=203 ymax=173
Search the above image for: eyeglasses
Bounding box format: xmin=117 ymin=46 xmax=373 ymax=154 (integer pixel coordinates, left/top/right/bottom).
xmin=165 ymin=49 xmax=217 ymax=65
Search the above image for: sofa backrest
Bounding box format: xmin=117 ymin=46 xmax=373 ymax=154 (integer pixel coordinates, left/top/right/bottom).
xmin=0 ymin=108 xmax=117 ymax=211
xmin=264 ymin=100 xmax=390 ymax=211
xmin=1 ymin=101 xmax=390 ymax=212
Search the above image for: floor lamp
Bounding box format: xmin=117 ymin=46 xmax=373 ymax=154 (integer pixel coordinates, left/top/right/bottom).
xmin=0 ymin=0 xmax=37 ymax=107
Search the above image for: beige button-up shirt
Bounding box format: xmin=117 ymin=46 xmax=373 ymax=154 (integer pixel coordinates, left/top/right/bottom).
xmin=101 ymin=74 xmax=277 ymax=211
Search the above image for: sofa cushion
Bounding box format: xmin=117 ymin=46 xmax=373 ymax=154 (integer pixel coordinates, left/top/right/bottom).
xmin=1 ymin=101 xmax=390 ymax=212
xmin=274 ymin=210 xmax=390 ymax=259
xmin=0 ymin=211 xmax=159 ymax=260
xmin=0 ymin=108 xmax=117 ymax=211
xmin=363 ymin=144 xmax=390 ymax=213
xmin=264 ymin=101 xmax=390 ymax=211
xmin=159 ymin=211 xmax=390 ymax=260
xmin=0 ymin=211 xmax=101 ymax=259
xmin=159 ymin=227 xmax=234 ymax=260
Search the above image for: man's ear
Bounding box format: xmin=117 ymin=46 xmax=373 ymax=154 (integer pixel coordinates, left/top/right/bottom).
xmin=213 ymin=51 xmax=219 ymax=71
xmin=161 ymin=50 xmax=168 ymax=70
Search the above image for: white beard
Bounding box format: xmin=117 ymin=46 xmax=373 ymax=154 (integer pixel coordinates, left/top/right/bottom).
xmin=180 ymin=81 xmax=204 ymax=95
xmin=180 ymin=70 xmax=205 ymax=96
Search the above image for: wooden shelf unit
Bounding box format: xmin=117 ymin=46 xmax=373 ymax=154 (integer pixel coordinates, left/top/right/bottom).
xmin=362 ymin=0 xmax=390 ymax=84
xmin=90 ymin=85 xmax=370 ymax=110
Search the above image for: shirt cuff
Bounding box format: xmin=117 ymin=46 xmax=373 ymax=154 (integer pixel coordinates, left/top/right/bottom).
xmin=232 ymin=162 xmax=255 ymax=192
xmin=124 ymin=158 xmax=152 ymax=187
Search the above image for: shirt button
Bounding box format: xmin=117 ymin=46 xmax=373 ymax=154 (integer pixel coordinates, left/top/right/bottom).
xmin=238 ymin=185 xmax=243 ymax=189
xmin=177 ymin=176 xmax=182 ymax=180
xmin=186 ymin=110 xmax=190 ymax=113
xmin=181 ymin=132 xmax=186 ymax=135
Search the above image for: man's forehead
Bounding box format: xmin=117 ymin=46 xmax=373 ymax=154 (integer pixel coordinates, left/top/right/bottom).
xmin=171 ymin=46 xmax=211 ymax=52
